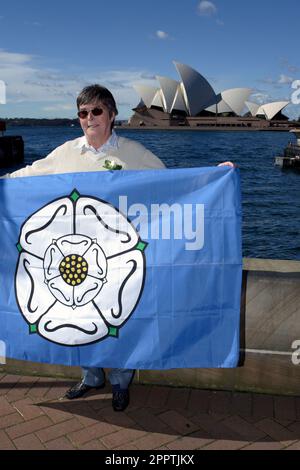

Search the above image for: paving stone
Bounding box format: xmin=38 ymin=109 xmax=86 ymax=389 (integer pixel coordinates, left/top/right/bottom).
xmin=158 ymin=410 xmax=199 ymax=435
xmin=45 ymin=436 xmax=76 ymax=450
xmin=188 ymin=389 xmax=211 ymax=414
xmin=101 ymin=428 xmax=147 ymax=449
xmin=295 ymin=397 xmax=300 ymax=421
xmin=202 ymin=439 xmax=249 ymax=450
xmin=166 ymin=433 xmax=214 ymax=450
xmin=242 ymin=438 xmax=284 ymax=450
xmin=146 ymin=386 xmax=171 ymax=409
xmin=252 ymin=394 xmax=274 ymax=419
xmin=85 ymin=394 xmax=112 ymax=411
xmin=230 ymin=392 xmax=252 ymax=417
xmin=209 ymin=391 xmax=232 ymax=415
xmin=287 ymin=421 xmax=300 ymax=436
xmin=6 ymin=415 xmax=52 ymax=440
xmin=79 ymin=439 xmax=108 ymax=450
xmin=0 ymin=412 xmax=24 ymax=430
xmin=185 ymin=410 xmax=225 ymax=430
xmin=1 ymin=372 xmax=300 ymax=451
xmin=133 ymin=432 xmax=179 ymax=450
xmin=39 ymin=403 xmax=73 ymax=424
xmin=12 ymin=397 xmax=45 ymax=420
xmin=0 ymin=397 xmax=16 ymax=416
xmin=14 ymin=433 xmax=45 ymax=450
xmin=36 ymin=418 xmax=83 ymax=443
xmin=255 ymin=418 xmax=298 ymax=446
xmin=5 ymin=376 xmax=39 ymax=403
xmin=28 ymin=378 xmax=56 ymax=400
xmin=98 ymin=406 xmax=138 ymax=429
xmin=43 ymin=380 xmax=72 ymax=401
xmin=274 ymin=396 xmax=296 ymax=422
xmin=62 ymin=401 xmax=99 ymax=427
xmin=130 ymin=385 xmax=152 ymax=407
xmin=68 ymin=422 xmax=116 ymax=446
xmin=115 ymin=443 xmax=139 ymax=450
xmin=166 ymin=388 xmax=190 ymax=410
xmin=127 ymin=408 xmax=172 ymax=434
xmin=284 ymin=441 xmax=300 ymax=450
xmin=192 ymin=415 xmax=244 ymax=441
xmin=0 ymin=429 xmax=16 ymax=450
xmin=0 ymin=375 xmax=21 ymax=397
xmin=222 ymin=415 xmax=266 ymax=441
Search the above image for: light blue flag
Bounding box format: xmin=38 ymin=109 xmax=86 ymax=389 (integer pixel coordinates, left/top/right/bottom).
xmin=0 ymin=167 xmax=242 ymax=369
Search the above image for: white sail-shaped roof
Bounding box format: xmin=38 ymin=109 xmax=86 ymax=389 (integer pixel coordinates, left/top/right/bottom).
xmin=256 ymin=101 xmax=290 ymax=120
xmin=157 ymin=76 xmax=179 ymax=113
xmin=151 ymin=90 xmax=164 ymax=108
xmin=170 ymin=84 xmax=188 ymax=113
xmin=206 ymin=94 xmax=232 ymax=114
xmin=221 ymin=88 xmax=252 ymax=116
xmin=133 ymin=85 xmax=158 ymax=108
xmin=245 ymin=101 xmax=260 ymax=117
xmin=173 ymin=61 xmax=216 ymax=116
xmin=216 ymin=100 xmax=233 ymax=114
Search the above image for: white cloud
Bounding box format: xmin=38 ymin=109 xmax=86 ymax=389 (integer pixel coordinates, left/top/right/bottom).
xmin=250 ymin=92 xmax=272 ymax=104
xmin=43 ymin=104 xmax=74 ymax=112
xmin=24 ymin=21 xmax=41 ymax=27
xmin=0 ymin=50 xmax=33 ymax=65
xmin=258 ymin=74 xmax=295 ymax=87
xmin=198 ymin=1 xmax=217 ymax=16
xmin=280 ymin=58 xmax=300 ymax=74
xmin=156 ymin=30 xmax=169 ymax=40
xmin=278 ymin=74 xmax=294 ymax=85
xmin=0 ymin=49 xmax=158 ymax=118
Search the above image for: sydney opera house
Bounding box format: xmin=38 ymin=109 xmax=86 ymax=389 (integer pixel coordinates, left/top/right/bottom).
xmin=127 ymin=62 xmax=297 ymax=130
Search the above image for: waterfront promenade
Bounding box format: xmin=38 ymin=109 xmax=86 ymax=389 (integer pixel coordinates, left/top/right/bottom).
xmin=1 ymin=372 xmax=300 ymax=450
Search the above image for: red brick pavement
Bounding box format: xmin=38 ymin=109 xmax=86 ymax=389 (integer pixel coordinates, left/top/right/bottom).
xmin=0 ymin=372 xmax=300 ymax=450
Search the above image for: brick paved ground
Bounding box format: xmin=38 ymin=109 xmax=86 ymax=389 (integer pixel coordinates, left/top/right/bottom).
xmin=0 ymin=372 xmax=300 ymax=450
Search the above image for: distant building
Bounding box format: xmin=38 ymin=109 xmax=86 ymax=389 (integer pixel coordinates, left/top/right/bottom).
xmin=127 ymin=62 xmax=295 ymax=130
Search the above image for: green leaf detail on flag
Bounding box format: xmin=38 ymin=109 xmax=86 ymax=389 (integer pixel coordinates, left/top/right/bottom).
xmin=70 ymin=189 xmax=80 ymax=202
xmin=16 ymin=243 xmax=23 ymax=253
xmin=109 ymin=327 xmax=118 ymax=338
xmin=29 ymin=324 xmax=37 ymax=334
xmin=136 ymin=241 xmax=148 ymax=252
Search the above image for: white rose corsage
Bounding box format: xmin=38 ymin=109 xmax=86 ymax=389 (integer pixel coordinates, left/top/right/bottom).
xmin=103 ymin=159 xmax=123 ymax=170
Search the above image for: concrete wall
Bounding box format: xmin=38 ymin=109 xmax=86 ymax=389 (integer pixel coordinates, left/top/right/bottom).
xmin=1 ymin=258 xmax=300 ymax=395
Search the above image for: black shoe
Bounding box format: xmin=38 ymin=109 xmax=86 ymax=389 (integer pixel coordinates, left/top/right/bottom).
xmin=112 ymin=389 xmax=129 ymax=412
xmin=65 ymin=381 xmax=105 ymax=400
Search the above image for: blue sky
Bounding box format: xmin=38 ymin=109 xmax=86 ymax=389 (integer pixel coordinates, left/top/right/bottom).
xmin=0 ymin=0 xmax=299 ymax=119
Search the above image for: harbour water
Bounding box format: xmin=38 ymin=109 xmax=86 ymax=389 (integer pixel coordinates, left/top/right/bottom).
xmin=1 ymin=126 xmax=299 ymax=261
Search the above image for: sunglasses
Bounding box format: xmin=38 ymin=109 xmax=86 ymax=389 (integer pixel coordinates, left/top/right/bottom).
xmin=77 ymin=107 xmax=104 ymax=119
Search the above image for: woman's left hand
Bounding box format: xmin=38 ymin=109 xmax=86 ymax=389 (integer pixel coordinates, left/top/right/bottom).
xmin=217 ymin=161 xmax=236 ymax=168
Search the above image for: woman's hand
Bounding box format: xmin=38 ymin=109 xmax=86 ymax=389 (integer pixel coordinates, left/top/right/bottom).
xmin=217 ymin=161 xmax=236 ymax=168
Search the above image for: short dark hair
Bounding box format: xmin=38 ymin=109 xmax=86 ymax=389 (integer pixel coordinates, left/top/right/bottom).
xmin=77 ymin=84 xmax=118 ymax=129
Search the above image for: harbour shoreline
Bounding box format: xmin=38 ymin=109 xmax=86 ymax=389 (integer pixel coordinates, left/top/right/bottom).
xmin=116 ymin=126 xmax=292 ymax=132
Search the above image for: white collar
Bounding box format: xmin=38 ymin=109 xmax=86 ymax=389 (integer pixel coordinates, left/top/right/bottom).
xmin=74 ymin=130 xmax=119 ymax=154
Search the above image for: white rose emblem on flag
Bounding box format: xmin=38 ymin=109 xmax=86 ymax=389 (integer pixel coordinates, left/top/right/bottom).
xmin=15 ymin=190 xmax=147 ymax=346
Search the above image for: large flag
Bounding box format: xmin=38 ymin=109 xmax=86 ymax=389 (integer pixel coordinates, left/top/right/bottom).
xmin=0 ymin=167 xmax=242 ymax=369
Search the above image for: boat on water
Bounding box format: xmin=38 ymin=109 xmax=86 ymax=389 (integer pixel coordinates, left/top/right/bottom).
xmin=275 ymin=128 xmax=300 ymax=170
